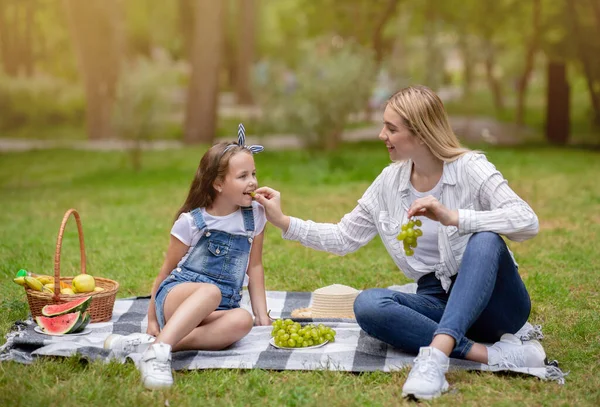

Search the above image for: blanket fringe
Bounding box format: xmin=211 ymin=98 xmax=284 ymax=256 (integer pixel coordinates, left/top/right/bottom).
xmin=545 ymin=362 xmax=569 ymax=385
xmin=0 ymin=321 xmax=28 ymax=362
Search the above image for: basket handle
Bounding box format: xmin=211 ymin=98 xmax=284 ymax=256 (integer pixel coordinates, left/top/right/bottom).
xmin=53 ymin=209 xmax=87 ymax=300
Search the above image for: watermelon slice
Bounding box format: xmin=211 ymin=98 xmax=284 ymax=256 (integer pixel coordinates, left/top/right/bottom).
xmin=41 ymin=296 xmax=91 ymax=317
xmin=70 ymin=312 xmax=91 ymax=333
xmin=36 ymin=311 xmax=81 ymax=335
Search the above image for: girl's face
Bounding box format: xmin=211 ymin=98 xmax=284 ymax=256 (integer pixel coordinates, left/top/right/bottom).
xmin=378 ymin=105 xmax=421 ymax=161
xmin=218 ymin=151 xmax=257 ymax=207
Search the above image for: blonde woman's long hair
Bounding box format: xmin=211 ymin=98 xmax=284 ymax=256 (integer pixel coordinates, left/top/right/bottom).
xmin=387 ymin=85 xmax=471 ymax=162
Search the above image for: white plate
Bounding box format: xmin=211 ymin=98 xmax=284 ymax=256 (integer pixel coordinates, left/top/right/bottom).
xmin=269 ymin=337 xmax=328 ymax=350
xmin=34 ymin=326 xmax=92 ymax=336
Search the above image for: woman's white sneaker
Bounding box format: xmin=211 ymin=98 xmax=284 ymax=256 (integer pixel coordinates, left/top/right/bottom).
xmin=487 ymin=333 xmax=547 ymax=369
xmin=402 ymin=347 xmax=450 ymax=400
xmin=104 ymin=333 xmax=155 ymax=356
xmin=139 ymin=343 xmax=174 ymax=390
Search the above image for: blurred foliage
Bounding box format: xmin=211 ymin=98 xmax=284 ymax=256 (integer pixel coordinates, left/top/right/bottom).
xmin=253 ymin=39 xmax=376 ymax=149
xmin=0 ymin=0 xmax=598 ymax=143
xmin=0 ymin=73 xmax=84 ymax=130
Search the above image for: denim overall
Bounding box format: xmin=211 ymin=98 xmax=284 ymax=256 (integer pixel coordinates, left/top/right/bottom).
xmin=154 ymin=206 xmax=255 ymax=329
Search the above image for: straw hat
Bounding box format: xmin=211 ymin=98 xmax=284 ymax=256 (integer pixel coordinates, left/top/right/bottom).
xmin=292 ymin=284 xmax=359 ymax=319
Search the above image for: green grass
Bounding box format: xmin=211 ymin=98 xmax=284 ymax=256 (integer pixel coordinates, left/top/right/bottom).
xmin=1 ymin=142 xmax=599 ymax=406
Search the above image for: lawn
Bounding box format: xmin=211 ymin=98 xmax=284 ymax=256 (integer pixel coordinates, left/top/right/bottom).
xmin=1 ymin=141 xmax=599 ymax=406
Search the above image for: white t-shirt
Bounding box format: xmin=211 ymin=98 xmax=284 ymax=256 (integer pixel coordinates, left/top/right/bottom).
xmin=171 ymin=201 xmax=267 ymax=277
xmin=405 ymin=179 xmax=442 ymax=273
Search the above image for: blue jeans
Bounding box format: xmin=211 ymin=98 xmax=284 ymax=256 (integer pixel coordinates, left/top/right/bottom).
xmin=353 ymin=232 xmax=531 ymax=359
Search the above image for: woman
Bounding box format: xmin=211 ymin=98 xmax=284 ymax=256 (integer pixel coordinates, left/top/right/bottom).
xmin=253 ymin=85 xmax=546 ymax=400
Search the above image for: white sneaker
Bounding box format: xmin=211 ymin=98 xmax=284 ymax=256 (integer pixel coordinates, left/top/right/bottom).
xmin=402 ymin=347 xmax=450 ymax=400
xmin=139 ymin=343 xmax=174 ymax=390
xmin=487 ymin=333 xmax=547 ymax=369
xmin=104 ymin=333 xmax=155 ymax=356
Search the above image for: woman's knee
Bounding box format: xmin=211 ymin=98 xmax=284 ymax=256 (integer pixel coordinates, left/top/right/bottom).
xmin=468 ymin=231 xmax=504 ymax=249
xmin=354 ymin=289 xmax=391 ymax=324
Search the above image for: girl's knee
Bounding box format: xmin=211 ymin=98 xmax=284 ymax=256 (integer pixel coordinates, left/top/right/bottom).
xmin=232 ymin=309 xmax=254 ymax=334
xmin=197 ymin=283 xmax=222 ymax=303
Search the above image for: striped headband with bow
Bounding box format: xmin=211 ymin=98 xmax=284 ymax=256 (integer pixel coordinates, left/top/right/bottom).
xmin=222 ymin=124 xmax=264 ymax=155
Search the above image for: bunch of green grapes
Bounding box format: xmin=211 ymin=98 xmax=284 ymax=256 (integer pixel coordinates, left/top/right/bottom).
xmin=396 ymin=218 xmax=422 ymax=256
xmin=271 ymin=318 xmax=336 ymax=348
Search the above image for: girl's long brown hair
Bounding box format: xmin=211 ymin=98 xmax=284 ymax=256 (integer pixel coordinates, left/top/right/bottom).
xmin=174 ymin=142 xmax=250 ymax=222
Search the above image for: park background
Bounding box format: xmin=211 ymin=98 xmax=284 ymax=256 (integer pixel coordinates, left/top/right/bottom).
xmin=1 ymin=1 xmax=599 ymax=406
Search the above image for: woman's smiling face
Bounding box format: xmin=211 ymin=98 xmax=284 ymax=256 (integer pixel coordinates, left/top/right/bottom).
xmin=378 ymin=105 xmax=421 ymax=161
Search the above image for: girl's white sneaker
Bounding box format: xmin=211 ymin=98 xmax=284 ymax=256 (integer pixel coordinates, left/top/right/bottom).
xmin=139 ymin=343 xmax=174 ymax=390
xmin=104 ymin=333 xmax=155 ymax=356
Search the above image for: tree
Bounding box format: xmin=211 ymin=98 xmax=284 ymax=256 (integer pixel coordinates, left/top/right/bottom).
xmin=183 ymin=0 xmax=224 ymax=144
xmin=515 ymin=0 xmax=541 ymax=126
xmin=63 ymin=0 xmax=123 ymax=140
xmin=234 ymin=0 xmax=258 ymax=105
xmin=545 ymin=60 xmax=569 ymax=145
xmin=0 ymin=0 xmax=35 ymax=76
xmin=565 ymin=0 xmax=600 ymax=127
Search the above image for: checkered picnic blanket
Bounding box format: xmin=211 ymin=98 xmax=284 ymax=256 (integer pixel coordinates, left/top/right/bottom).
xmin=0 ymin=287 xmax=566 ymax=383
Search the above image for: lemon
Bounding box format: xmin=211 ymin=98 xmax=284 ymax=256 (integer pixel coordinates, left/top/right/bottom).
xmin=72 ymin=274 xmax=96 ymax=293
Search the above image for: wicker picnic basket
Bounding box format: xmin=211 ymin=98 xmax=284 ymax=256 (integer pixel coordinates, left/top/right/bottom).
xmin=24 ymin=209 xmax=119 ymax=323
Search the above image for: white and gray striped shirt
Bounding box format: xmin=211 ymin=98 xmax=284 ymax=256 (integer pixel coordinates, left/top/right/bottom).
xmin=283 ymin=152 xmax=539 ymax=291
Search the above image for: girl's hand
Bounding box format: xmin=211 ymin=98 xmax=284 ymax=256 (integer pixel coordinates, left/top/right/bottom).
xmin=253 ymin=186 xmax=290 ymax=231
xmin=407 ymin=195 xmax=459 ymax=227
xmin=146 ymin=318 xmax=160 ymax=337
xmin=254 ymin=314 xmax=272 ymax=327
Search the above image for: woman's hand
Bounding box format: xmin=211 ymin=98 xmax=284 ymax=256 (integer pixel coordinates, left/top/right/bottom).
xmin=253 ymin=186 xmax=290 ymax=231
xmin=407 ymin=195 xmax=459 ymax=227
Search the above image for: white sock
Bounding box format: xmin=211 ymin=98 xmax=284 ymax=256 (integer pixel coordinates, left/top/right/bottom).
xmin=487 ymin=345 xmax=500 ymax=365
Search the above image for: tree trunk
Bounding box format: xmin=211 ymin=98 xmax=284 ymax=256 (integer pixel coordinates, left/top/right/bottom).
xmin=178 ymin=0 xmax=194 ymax=60
xmin=566 ymin=0 xmax=600 ymax=127
xmin=0 ymin=1 xmax=19 ymax=76
xmin=184 ymin=0 xmax=224 ymax=144
xmin=234 ymin=0 xmax=256 ymax=105
xmin=23 ymin=0 xmax=34 ymax=77
xmin=372 ymin=0 xmax=400 ymax=66
xmin=63 ymin=0 xmax=123 ymax=140
xmin=222 ymin=0 xmax=236 ymax=89
xmin=457 ymin=30 xmax=473 ymax=100
xmin=515 ymin=0 xmax=541 ymax=126
xmin=483 ymin=42 xmax=505 ymax=114
xmin=545 ymin=61 xmax=570 ymax=145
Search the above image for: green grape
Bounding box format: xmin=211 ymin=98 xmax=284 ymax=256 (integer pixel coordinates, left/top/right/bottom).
xmin=415 ymin=228 xmax=423 ymax=237
xmin=415 ymin=219 xmax=422 ymax=227
xmin=407 ymin=220 xmax=415 ymax=228
xmin=401 ymin=223 xmax=408 ymax=231
xmin=405 ymin=236 xmax=415 ymax=245
xmin=405 ymin=248 xmax=414 ymax=256
xmin=406 ymin=228 xmax=415 ymax=237
xmin=288 ymin=338 xmax=296 ymax=347
xmin=397 ymin=231 xmax=407 ymax=241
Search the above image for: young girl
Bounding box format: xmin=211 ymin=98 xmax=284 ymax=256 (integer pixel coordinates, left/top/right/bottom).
xmin=104 ymin=124 xmax=271 ymax=389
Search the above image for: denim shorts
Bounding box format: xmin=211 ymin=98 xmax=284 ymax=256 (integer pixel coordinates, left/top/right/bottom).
xmin=154 ymin=268 xmax=242 ymax=330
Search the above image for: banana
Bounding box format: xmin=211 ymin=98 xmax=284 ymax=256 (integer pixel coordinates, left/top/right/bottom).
xmin=24 ymin=276 xmax=44 ymax=291
xmin=35 ymin=275 xmax=54 ymax=285
xmin=13 ymin=277 xmax=26 ymax=286
xmin=43 ymin=283 xmax=55 ymax=293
